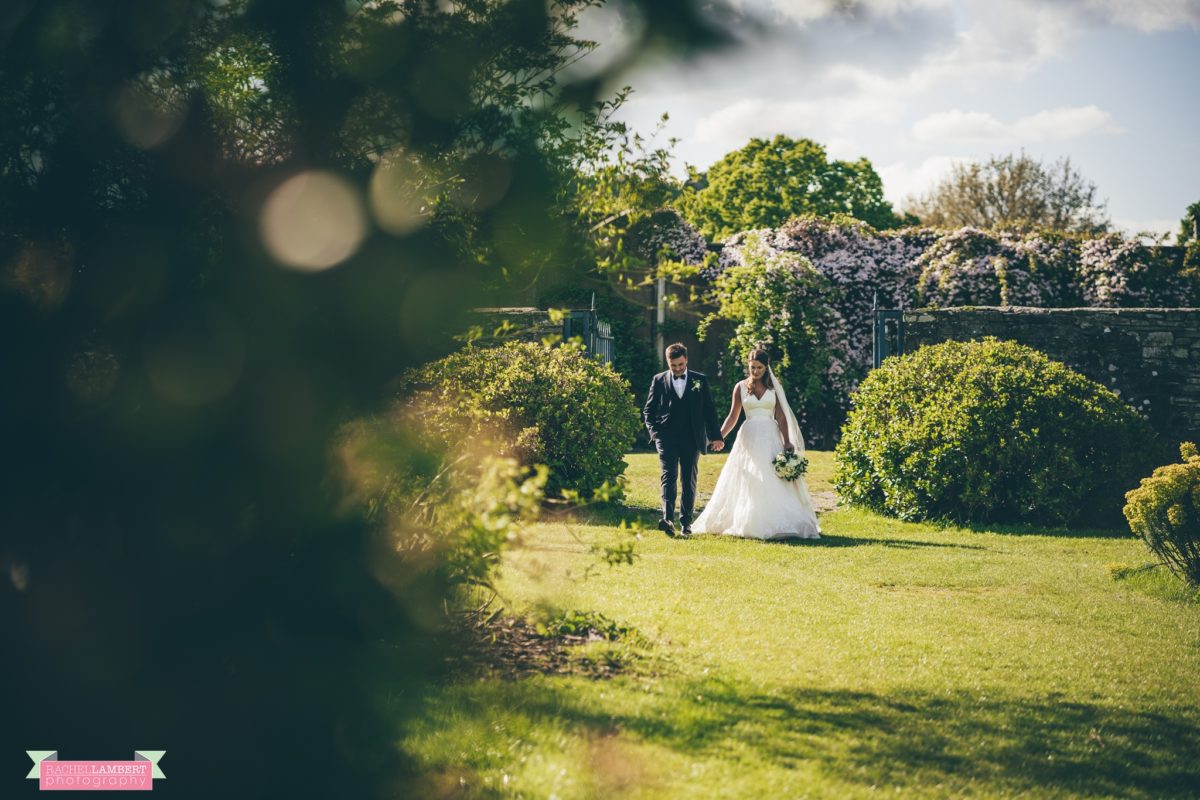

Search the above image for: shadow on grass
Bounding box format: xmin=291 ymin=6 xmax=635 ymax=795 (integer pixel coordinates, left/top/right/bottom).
xmin=1112 ymin=564 xmax=1200 ymax=605
xmin=437 ymin=676 xmax=1200 ymax=799
xmin=834 ymin=501 xmax=1132 ymax=540
xmin=553 ymin=502 xmax=1122 ymax=549
xmin=545 ymin=505 xmax=987 ymax=551
xmin=578 ymin=501 xmax=1128 ymax=543
xmin=947 ymin=519 xmax=1131 ymax=539
xmin=540 ymin=502 xmax=652 ymax=529
xmin=776 ymin=534 xmax=986 ymax=550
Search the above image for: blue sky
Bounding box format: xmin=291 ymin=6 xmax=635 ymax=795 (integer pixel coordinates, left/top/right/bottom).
xmin=572 ymin=0 xmax=1200 ymax=239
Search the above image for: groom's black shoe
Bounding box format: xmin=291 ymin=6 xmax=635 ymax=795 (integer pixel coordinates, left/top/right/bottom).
xmin=681 ymin=524 xmax=693 ymax=537
xmin=657 ymin=518 xmax=677 ymax=537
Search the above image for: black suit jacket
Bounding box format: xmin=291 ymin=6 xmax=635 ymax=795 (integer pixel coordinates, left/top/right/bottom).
xmin=643 ymin=370 xmax=723 ymax=452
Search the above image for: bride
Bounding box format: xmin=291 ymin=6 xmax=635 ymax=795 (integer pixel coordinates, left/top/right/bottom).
xmin=691 ymin=349 xmax=821 ymax=540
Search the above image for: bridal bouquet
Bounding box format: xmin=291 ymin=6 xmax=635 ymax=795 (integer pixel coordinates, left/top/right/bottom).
xmin=773 ymin=450 xmax=808 ymax=481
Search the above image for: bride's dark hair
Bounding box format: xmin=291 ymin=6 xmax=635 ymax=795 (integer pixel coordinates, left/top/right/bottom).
xmin=748 ymin=348 xmax=773 ymax=389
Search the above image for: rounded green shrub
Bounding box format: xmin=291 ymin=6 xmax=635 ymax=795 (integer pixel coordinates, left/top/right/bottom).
xmin=1124 ymin=442 xmax=1200 ymax=585
xmin=834 ymin=338 xmax=1159 ymax=526
xmin=399 ymin=341 xmax=640 ymax=498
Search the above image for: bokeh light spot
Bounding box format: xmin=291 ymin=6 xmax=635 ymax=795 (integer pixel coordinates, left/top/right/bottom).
xmin=113 ymin=83 xmax=186 ymax=150
xmin=261 ymin=171 xmax=367 ymax=271
xmin=2 ymin=243 xmax=72 ymax=310
xmin=10 ymin=561 xmax=30 ymax=593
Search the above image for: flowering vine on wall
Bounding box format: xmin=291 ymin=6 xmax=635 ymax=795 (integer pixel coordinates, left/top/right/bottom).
xmin=704 ymin=216 xmax=1196 ymax=442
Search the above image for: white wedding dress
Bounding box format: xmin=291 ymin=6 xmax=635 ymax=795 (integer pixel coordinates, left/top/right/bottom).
xmin=691 ymin=384 xmax=821 ymax=540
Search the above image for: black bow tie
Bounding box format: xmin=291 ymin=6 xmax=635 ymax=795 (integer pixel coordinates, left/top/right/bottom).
xmin=672 ymin=375 xmax=685 ymax=381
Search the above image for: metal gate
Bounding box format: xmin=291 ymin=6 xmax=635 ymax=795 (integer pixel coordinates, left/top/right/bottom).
xmin=872 ymin=292 xmax=905 ymax=369
xmin=563 ymin=295 xmax=614 ymax=366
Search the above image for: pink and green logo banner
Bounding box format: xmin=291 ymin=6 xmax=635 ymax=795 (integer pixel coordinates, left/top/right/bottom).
xmin=26 ymin=751 xmax=166 ymax=791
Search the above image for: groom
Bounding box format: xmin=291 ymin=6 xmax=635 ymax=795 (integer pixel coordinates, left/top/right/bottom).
xmin=643 ymin=343 xmax=724 ymax=537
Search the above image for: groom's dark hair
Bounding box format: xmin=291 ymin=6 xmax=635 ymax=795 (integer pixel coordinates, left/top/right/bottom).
xmin=666 ymin=342 xmax=688 ymax=359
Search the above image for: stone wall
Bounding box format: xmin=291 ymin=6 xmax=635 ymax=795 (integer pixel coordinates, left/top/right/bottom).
xmin=902 ymin=306 xmax=1200 ymax=444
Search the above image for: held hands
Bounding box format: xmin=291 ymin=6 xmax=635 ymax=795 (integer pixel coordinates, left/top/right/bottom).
xmin=709 ymin=439 xmax=725 ymax=452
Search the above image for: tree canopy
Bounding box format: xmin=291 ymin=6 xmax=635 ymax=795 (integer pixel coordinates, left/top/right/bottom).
xmin=905 ymin=152 xmax=1110 ymax=234
xmin=675 ymin=135 xmax=906 ymax=241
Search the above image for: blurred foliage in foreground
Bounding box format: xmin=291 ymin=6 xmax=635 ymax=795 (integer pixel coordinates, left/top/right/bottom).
xmin=0 ymin=0 xmax=728 ymax=794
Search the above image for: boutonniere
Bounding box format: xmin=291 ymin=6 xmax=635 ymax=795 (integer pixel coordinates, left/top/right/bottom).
xmin=691 ymin=380 xmax=703 ymax=393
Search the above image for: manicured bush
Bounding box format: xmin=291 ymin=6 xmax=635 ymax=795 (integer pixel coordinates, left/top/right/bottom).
xmin=1124 ymin=442 xmax=1200 ymax=585
xmin=834 ymin=338 xmax=1159 ymax=526
xmin=399 ymin=341 xmax=640 ymax=498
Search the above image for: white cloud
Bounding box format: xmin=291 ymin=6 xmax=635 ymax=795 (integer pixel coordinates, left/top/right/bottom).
xmin=725 ymin=0 xmax=839 ymax=25
xmin=911 ymin=110 xmax=1006 ymax=142
xmin=721 ymin=1 xmax=1072 ymax=98
xmin=607 ymin=0 xmax=1197 ymax=230
xmin=1113 ymin=217 xmax=1179 ymax=241
xmin=1050 ymin=0 xmax=1200 ymax=33
xmin=811 ymin=36 xmax=1048 ymax=128
xmin=732 ymin=0 xmax=1199 ymax=107
xmin=693 ymin=99 xmax=806 ymax=146
xmin=744 ymin=0 xmax=1200 ymax=36
xmin=877 ymin=155 xmax=971 ymax=205
xmin=560 ymin=3 xmax=645 ymax=83
xmin=1017 ymin=105 xmax=1122 ymax=139
xmin=692 ymin=99 xmax=826 ymax=154
xmin=734 ymin=0 xmax=953 ymax=26
xmin=912 ymin=105 xmax=1121 ymax=143
xmin=625 ymin=0 xmax=1114 ymax=158
xmin=824 ymin=137 xmax=865 ymax=160
xmin=693 ymin=93 xmax=904 ymax=153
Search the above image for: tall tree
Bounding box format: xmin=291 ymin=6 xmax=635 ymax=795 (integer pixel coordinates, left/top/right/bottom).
xmin=675 ymin=135 xmax=905 ymax=241
xmin=905 ymin=152 xmax=1110 ymax=234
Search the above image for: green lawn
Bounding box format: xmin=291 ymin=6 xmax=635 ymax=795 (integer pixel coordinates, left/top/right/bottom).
xmin=402 ymin=452 xmax=1200 ymax=799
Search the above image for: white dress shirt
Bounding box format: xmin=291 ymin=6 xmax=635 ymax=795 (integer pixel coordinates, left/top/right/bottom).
xmin=671 ymin=372 xmax=687 ymax=398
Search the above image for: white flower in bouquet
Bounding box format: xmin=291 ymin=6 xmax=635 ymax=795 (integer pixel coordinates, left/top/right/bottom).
xmin=772 ymin=449 xmax=808 ymax=481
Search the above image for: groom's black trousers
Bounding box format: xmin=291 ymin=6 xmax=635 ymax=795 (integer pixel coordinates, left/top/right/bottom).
xmin=655 ymin=439 xmax=700 ymax=523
